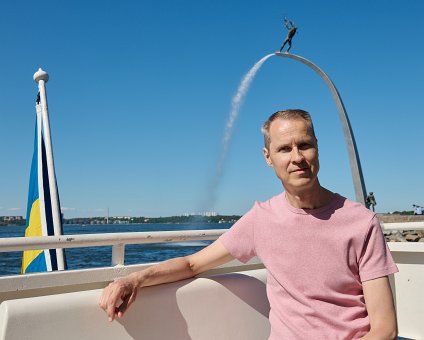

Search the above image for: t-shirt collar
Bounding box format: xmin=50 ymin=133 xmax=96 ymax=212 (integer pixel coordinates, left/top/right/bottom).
xmin=281 ymin=191 xmax=342 ymax=215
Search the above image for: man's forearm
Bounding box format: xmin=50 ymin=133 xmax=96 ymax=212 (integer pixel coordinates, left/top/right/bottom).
xmin=99 ymin=240 xmax=233 ymax=321
xmin=361 ymin=277 xmax=397 ymax=340
xmin=129 ymin=256 xmax=196 ymax=288
xmin=360 ymin=326 xmax=397 ymax=340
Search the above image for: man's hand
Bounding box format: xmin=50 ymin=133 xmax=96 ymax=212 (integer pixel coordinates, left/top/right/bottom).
xmin=98 ymin=240 xmax=234 ymax=321
xmin=99 ymin=274 xmax=139 ymax=322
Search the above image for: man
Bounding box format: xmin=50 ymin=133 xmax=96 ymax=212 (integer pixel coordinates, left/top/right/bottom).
xmin=414 ymin=204 xmax=423 ymax=215
xmin=280 ymin=19 xmax=297 ymax=53
xmin=99 ymin=109 xmax=398 ymax=339
xmin=366 ymin=192 xmax=377 ymax=212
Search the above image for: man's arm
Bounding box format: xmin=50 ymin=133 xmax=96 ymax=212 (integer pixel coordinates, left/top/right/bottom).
xmin=360 ymin=276 xmax=397 ymax=340
xmin=99 ymin=240 xmax=234 ymax=321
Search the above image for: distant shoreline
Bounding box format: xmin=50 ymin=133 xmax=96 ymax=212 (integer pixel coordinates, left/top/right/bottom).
xmin=0 ymin=215 xmax=241 ymax=227
xmin=2 ymin=213 xmax=424 ymax=227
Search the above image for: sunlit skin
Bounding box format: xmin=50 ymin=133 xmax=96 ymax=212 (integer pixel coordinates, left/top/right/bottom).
xmin=262 ymin=118 xmax=333 ymax=209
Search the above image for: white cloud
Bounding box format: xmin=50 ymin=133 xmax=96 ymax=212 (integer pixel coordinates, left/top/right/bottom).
xmin=7 ymin=207 xmax=22 ymax=211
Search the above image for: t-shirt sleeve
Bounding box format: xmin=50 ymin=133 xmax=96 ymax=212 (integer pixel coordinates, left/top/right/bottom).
xmin=358 ymin=216 xmax=398 ymax=282
xmin=218 ymin=203 xmax=257 ymax=263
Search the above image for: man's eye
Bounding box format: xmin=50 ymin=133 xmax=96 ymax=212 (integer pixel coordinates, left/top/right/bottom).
xmin=279 ymin=147 xmax=291 ymax=153
xmin=299 ymin=143 xmax=311 ymax=150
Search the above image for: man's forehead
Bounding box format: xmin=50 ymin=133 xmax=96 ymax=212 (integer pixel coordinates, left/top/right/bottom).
xmin=268 ymin=118 xmax=316 ymax=145
xmin=269 ymin=118 xmax=312 ymax=135
xmin=270 ymin=133 xmax=315 ymax=146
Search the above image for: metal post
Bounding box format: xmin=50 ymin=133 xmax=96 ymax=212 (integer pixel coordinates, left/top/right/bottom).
xmin=111 ymin=244 xmax=125 ymax=266
xmin=275 ymin=53 xmax=367 ymax=205
xmin=33 ymin=68 xmax=66 ymax=270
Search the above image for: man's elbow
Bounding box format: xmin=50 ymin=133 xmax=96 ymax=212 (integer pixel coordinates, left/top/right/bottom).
xmin=380 ymin=328 xmax=397 ymax=340
xmin=176 ymin=256 xmax=198 ymax=279
xmin=387 ymin=325 xmax=398 ymax=340
xmin=186 ymin=257 xmax=202 ymax=276
xmin=185 ymin=255 xmax=213 ymax=277
xmin=383 ymin=329 xmax=397 ymax=340
xmin=369 ymin=325 xmax=397 ymax=340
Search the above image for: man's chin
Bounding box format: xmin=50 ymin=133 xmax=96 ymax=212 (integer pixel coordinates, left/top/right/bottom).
xmin=283 ymin=178 xmax=317 ymax=191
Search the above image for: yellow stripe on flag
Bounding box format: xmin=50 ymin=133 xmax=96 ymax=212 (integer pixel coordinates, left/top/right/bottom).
xmin=21 ymin=199 xmax=43 ymax=272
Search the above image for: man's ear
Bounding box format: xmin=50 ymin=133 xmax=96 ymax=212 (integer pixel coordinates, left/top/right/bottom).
xmin=263 ymin=147 xmax=273 ymax=167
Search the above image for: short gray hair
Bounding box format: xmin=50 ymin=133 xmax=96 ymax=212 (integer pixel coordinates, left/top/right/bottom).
xmin=261 ymin=109 xmax=316 ymax=149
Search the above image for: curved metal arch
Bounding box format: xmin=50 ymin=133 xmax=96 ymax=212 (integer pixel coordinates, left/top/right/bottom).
xmin=274 ymin=52 xmax=367 ymax=205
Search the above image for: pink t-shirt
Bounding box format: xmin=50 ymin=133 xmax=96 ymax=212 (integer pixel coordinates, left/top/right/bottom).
xmin=219 ymin=193 xmax=398 ymax=340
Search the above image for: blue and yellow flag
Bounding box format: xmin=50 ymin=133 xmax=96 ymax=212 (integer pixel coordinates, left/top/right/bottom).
xmin=21 ymin=102 xmax=66 ymax=273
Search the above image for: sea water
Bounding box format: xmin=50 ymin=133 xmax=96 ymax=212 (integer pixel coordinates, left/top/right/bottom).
xmin=0 ymin=223 xmax=232 ymax=276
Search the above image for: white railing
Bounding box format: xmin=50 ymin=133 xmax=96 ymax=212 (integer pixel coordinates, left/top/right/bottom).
xmin=1 ymin=221 xmax=423 ymax=268
xmin=0 ymin=229 xmax=227 ymax=266
xmin=381 ymin=221 xmax=424 ymax=230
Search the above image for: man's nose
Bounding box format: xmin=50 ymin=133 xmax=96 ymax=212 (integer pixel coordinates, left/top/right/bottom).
xmin=291 ymin=148 xmax=304 ymax=163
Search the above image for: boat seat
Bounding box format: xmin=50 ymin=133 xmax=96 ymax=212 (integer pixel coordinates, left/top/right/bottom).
xmin=0 ymin=268 xmax=270 ymax=340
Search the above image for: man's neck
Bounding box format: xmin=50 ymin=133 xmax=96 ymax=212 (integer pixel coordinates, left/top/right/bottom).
xmin=284 ymin=183 xmax=334 ymax=210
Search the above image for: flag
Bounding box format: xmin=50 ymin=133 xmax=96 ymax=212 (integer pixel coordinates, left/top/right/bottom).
xmin=21 ymin=100 xmax=66 ymax=273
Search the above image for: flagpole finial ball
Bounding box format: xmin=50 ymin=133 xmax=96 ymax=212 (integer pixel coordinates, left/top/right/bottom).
xmin=33 ymin=68 xmax=49 ymax=84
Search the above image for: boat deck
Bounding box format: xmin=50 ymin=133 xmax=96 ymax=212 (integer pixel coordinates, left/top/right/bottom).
xmin=0 ymin=224 xmax=423 ymax=339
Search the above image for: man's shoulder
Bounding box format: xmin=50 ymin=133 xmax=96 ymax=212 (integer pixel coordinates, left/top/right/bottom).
xmin=255 ymin=192 xmax=284 ymax=209
xmin=336 ymin=194 xmax=375 ymax=219
xmin=246 ymin=193 xmax=285 ymax=217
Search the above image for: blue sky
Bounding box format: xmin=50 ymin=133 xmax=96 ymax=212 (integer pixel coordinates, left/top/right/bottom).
xmin=1 ymin=1 xmax=423 ymax=218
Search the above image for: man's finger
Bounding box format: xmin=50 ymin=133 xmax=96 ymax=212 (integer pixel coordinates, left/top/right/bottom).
xmin=107 ymin=303 xmax=117 ymax=322
xmin=117 ymin=290 xmax=137 ymax=318
xmin=99 ymin=286 xmax=112 ymax=310
xmin=117 ymin=298 xmax=129 ymax=318
xmin=105 ymin=288 xmax=124 ymax=321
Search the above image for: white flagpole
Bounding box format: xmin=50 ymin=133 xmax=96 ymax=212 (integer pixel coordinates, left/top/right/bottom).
xmin=33 ymin=68 xmax=65 ymax=270
xmin=36 ymin=103 xmax=53 ymax=271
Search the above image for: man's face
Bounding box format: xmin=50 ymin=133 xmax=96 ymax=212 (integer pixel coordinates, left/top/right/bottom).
xmin=263 ymin=118 xmax=319 ymax=193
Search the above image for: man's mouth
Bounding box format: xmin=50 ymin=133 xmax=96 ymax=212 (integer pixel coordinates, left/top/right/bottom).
xmin=290 ymin=168 xmax=309 ymax=173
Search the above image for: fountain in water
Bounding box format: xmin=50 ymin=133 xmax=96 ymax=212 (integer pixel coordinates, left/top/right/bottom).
xmin=200 ymin=53 xmax=274 ymax=211
xmin=203 ymin=51 xmax=367 ymax=212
